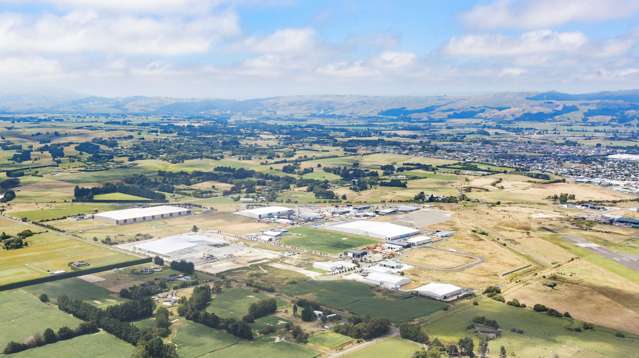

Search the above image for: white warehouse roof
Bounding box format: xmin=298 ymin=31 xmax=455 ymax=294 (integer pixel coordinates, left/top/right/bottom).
xmin=95 ymin=205 xmax=190 ymax=221
xmin=415 ymin=282 xmax=468 ymax=301
xmin=329 ymin=220 xmax=419 ymax=240
xmin=365 ymin=271 xmax=410 ymax=288
xmin=237 ymin=206 xmax=294 ymax=219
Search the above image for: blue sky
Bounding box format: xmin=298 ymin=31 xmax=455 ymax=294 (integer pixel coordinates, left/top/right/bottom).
xmin=0 ymin=0 xmax=638 ymax=98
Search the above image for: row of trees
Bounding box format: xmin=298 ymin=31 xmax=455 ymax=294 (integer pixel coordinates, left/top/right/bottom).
xmin=333 ymin=316 xmax=391 ymax=340
xmin=57 ymin=295 xmax=152 ymax=344
xmin=3 ymin=322 xmax=98 ymax=354
xmin=73 ymin=183 xmax=165 ymax=202
xmin=177 ymin=285 xmax=254 ymax=340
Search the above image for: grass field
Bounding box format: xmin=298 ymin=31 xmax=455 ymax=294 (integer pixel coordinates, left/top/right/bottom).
xmin=11 ymin=331 xmax=134 ymax=358
xmin=206 ymin=287 xmax=270 ymax=319
xmin=282 ymin=280 xmax=446 ymax=323
xmin=173 ymin=320 xmax=317 ymax=358
xmin=423 ymin=299 xmax=639 ymax=358
xmin=0 ymin=219 xmax=137 ymax=285
xmin=308 ymin=331 xmax=354 ymax=350
xmin=0 ymin=289 xmax=81 ymax=349
xmin=281 ymin=227 xmax=377 ymax=254
xmin=9 ymin=203 xmax=123 ymax=221
xmin=93 ymin=192 xmax=151 ymax=201
xmin=23 ymin=277 xmax=124 ymax=308
xmin=341 ymin=337 xmax=421 ymax=358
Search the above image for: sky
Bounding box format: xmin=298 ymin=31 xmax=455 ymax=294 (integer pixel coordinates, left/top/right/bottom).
xmin=0 ymin=0 xmax=638 ymax=98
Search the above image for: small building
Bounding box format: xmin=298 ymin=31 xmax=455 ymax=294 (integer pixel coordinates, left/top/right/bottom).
xmin=313 ymin=260 xmax=355 ymax=272
xmin=383 ymin=240 xmax=411 ymax=251
xmin=415 ymin=282 xmax=472 ymax=302
xmin=95 ymin=205 xmax=191 ymax=225
xmin=237 ymin=206 xmax=294 ymax=220
xmin=433 ymin=231 xmax=454 ymax=239
xmin=397 ymin=205 xmax=420 ymax=212
xmin=345 ymin=249 xmax=368 ymax=259
xmin=364 ymin=271 xmax=410 ymax=290
xmin=375 ymin=208 xmax=397 ymax=215
xmin=379 ymin=260 xmax=403 ymax=270
xmin=407 ymin=235 xmax=432 ymax=246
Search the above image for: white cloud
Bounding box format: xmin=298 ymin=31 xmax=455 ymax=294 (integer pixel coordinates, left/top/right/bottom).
xmin=243 ymin=28 xmax=317 ymax=54
xmin=0 ymin=10 xmax=239 ymax=55
xmin=371 ymin=51 xmax=416 ymax=69
xmin=0 ymin=56 xmax=62 ymax=77
xmin=445 ymin=30 xmax=587 ymax=57
xmin=499 ymin=67 xmax=526 ymax=77
xmin=462 ymin=0 xmax=639 ymax=29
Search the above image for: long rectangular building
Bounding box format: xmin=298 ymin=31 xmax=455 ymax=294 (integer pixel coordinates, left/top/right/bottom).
xmin=237 ymin=206 xmax=294 ymax=220
xmin=328 ymin=220 xmax=419 ymax=240
xmin=95 ymin=205 xmax=191 ymax=225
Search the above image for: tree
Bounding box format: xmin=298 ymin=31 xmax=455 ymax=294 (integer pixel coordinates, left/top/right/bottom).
xmin=132 ymin=337 xmax=178 ymax=358
xmin=43 ymin=328 xmax=57 ymax=344
xmin=300 ymin=306 xmax=315 ymax=322
xmin=499 ymin=346 xmax=507 ymax=358
xmin=39 ymin=293 xmax=49 ymax=303
xmin=155 ymin=307 xmax=171 ymax=329
xmin=479 ymin=337 xmax=488 ymax=358
xmin=153 ymin=256 xmax=164 ymax=266
xmin=57 ymin=326 xmax=75 ymax=341
xmin=400 ymin=323 xmax=428 ymax=343
xmin=459 ymin=336 xmax=474 ymax=357
xmin=192 ymin=225 xmax=199 ymax=233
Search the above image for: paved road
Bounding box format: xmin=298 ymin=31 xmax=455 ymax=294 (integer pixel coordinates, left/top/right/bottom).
xmin=563 ymin=236 xmax=639 ymax=272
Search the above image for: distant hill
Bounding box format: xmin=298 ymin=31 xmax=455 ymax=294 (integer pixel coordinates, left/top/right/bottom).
xmin=527 ymin=90 xmax=639 ymax=102
xmin=0 ymin=90 xmax=636 ymax=116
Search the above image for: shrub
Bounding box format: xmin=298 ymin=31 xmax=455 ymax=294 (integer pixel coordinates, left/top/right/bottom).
xmin=533 ymin=304 xmax=548 ymax=312
xmin=39 ymin=293 xmax=49 ymax=303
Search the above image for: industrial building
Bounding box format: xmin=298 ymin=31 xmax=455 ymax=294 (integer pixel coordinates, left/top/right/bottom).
xmin=329 ymin=220 xmax=419 ymax=240
xmin=407 ymin=235 xmax=433 ymax=246
xmin=237 ymin=206 xmax=294 ymax=220
xmin=415 ymin=282 xmax=472 ymax=302
xmin=383 ymin=240 xmax=412 ymax=251
xmin=363 ymin=271 xmax=410 ymax=290
xmin=313 ymin=260 xmax=356 ymax=272
xmin=94 ymin=205 xmax=191 ymax=225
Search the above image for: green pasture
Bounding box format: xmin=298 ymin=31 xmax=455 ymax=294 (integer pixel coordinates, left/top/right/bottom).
xmin=423 ymin=299 xmax=639 ymax=358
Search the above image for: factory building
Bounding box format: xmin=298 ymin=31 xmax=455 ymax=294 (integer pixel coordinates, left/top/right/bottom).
xmin=415 ymin=282 xmax=472 ymax=302
xmin=329 ymin=220 xmax=419 ymax=241
xmin=237 ymin=206 xmax=294 ymax=220
xmin=363 ymin=271 xmax=410 ymax=290
xmin=94 ymin=205 xmax=191 ymax=225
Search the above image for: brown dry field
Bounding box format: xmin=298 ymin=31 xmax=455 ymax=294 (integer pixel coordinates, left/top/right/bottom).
xmin=465 ymin=174 xmax=633 ymax=203
xmin=56 ymin=211 xmax=276 ymax=242
xmin=505 ymin=259 xmax=639 ymax=335
xmin=187 ymin=180 xmax=233 ymax=191
xmin=401 ymin=247 xmax=477 ymax=270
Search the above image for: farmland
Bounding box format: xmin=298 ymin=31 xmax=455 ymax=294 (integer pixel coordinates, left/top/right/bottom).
xmin=423 ymin=299 xmax=639 ymax=358
xmin=341 ymin=337 xmax=422 ymax=358
xmin=0 ymin=219 xmax=138 ymax=286
xmin=11 ymin=332 xmax=134 ymax=358
xmin=282 ymin=280 xmax=447 ymax=323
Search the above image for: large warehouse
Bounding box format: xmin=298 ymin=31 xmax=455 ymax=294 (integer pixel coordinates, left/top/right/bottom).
xmin=328 ymin=220 xmax=419 ymax=240
xmin=95 ymin=205 xmax=191 ymax=225
xmin=363 ymin=271 xmax=410 ymax=290
xmin=237 ymin=206 xmax=294 ymax=220
xmin=415 ymin=282 xmax=471 ymax=302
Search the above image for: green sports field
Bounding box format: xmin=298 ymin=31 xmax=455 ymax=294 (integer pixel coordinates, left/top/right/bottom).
xmin=281 ymin=227 xmax=377 ymax=254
